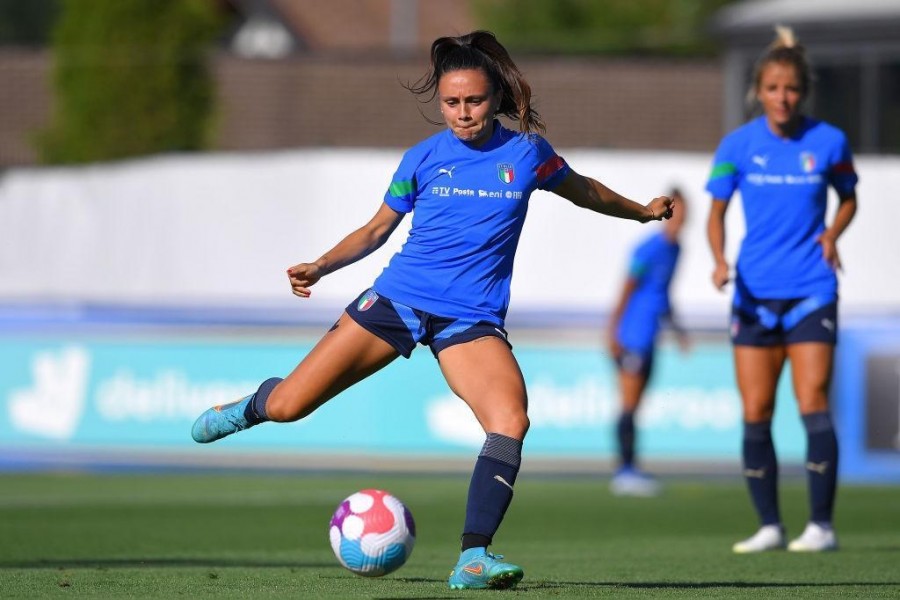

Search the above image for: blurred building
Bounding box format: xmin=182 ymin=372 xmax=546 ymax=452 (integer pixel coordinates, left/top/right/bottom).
xmin=226 ymin=0 xmax=475 ymax=58
xmin=0 ymin=0 xmax=723 ymax=166
xmin=712 ymin=0 xmax=900 ymax=153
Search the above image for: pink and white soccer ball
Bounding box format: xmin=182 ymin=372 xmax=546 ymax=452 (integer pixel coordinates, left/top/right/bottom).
xmin=329 ymin=489 xmax=416 ymax=577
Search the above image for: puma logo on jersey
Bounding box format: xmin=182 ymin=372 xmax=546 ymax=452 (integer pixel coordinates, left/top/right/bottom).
xmin=438 ymin=166 xmax=456 ymax=178
xmin=752 ymin=155 xmax=768 ymax=168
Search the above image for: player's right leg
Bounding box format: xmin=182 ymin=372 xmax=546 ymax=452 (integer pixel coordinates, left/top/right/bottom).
xmin=732 ymin=344 xmax=787 ymax=553
xmin=191 ymin=311 xmax=400 ymax=443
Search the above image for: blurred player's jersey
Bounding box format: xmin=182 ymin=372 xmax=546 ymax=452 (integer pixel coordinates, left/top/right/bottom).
xmin=374 ymin=121 xmax=569 ymax=325
xmin=706 ymin=116 xmax=858 ymax=299
xmin=617 ymin=232 xmax=680 ymax=351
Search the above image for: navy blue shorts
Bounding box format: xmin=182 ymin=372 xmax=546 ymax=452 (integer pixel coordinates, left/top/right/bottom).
xmin=344 ymin=289 xmax=512 ymax=359
xmin=614 ymin=346 xmax=654 ymax=379
xmin=731 ymin=297 xmax=838 ymax=346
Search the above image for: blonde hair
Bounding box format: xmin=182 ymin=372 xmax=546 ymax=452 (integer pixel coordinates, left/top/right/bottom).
xmin=746 ymin=25 xmax=811 ymax=108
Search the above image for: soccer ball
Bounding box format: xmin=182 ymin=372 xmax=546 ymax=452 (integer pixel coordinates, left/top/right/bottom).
xmin=328 ymin=489 xmax=416 ymax=577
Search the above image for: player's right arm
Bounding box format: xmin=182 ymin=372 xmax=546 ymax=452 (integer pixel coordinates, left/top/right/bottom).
xmin=287 ymin=202 xmax=405 ymax=298
xmin=707 ymin=199 xmax=730 ymax=291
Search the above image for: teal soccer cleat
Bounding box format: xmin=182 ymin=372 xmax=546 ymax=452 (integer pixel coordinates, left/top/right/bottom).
xmin=448 ymin=547 xmax=524 ymax=590
xmin=191 ymin=395 xmax=254 ymax=443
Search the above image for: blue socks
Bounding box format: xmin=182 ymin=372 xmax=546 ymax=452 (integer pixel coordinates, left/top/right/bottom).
xmin=802 ymin=411 xmax=838 ymax=525
xmin=742 ymin=421 xmax=780 ymax=526
xmin=616 ymin=411 xmax=636 ymax=469
xmin=243 ymin=377 xmax=282 ymax=425
xmin=462 ymin=433 xmax=522 ymax=551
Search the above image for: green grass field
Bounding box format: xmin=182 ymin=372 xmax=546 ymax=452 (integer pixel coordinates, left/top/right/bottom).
xmin=1 ymin=472 xmax=898 ymax=598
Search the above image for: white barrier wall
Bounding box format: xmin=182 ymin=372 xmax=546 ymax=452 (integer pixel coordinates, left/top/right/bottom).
xmin=1 ymin=149 xmax=898 ymax=320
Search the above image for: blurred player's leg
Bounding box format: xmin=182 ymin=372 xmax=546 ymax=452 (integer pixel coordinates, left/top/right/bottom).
xmin=787 ymin=342 xmax=839 ymax=551
xmin=733 ymin=345 xmax=786 ymax=552
xmin=610 ymin=350 xmax=660 ymax=497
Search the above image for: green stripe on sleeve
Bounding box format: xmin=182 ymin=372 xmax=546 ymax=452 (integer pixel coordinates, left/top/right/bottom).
xmin=389 ymin=179 xmax=415 ymax=198
xmin=709 ymin=162 xmax=737 ymax=180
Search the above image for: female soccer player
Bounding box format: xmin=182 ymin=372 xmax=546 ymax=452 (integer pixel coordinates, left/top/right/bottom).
xmin=607 ymin=187 xmax=688 ymax=497
xmin=192 ymin=30 xmax=673 ymax=589
xmin=706 ymin=26 xmax=858 ymax=553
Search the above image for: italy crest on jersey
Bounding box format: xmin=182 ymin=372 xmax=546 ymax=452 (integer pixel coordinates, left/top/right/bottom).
xmin=799 ymin=152 xmax=816 ymax=173
xmin=497 ymin=163 xmax=515 ymax=184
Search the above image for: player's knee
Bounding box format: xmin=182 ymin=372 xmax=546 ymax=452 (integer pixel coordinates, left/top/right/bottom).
xmin=742 ymin=401 xmax=775 ymax=423
xmin=796 ymin=389 xmax=830 ymax=414
xmin=500 ymin=412 xmax=530 ymax=440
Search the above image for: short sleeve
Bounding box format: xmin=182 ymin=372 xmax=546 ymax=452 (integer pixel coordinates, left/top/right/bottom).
xmin=828 ymin=131 xmax=859 ymax=198
xmin=531 ymin=135 xmax=571 ymax=191
xmin=383 ymin=149 xmax=420 ymax=213
xmin=705 ymin=134 xmax=740 ymax=201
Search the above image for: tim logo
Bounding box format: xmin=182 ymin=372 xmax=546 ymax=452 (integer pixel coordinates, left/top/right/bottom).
xmin=497 ymin=163 xmax=515 ymax=184
xmin=357 ymin=290 xmax=379 ymax=311
xmin=800 ymin=152 xmax=816 ymax=173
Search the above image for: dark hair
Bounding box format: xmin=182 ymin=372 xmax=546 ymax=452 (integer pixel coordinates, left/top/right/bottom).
xmin=747 ymin=25 xmax=812 ymax=109
xmin=404 ymin=30 xmax=545 ymax=134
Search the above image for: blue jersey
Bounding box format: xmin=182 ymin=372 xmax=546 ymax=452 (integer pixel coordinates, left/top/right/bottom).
xmin=706 ymin=116 xmax=858 ymax=298
xmin=617 ymin=232 xmax=680 ymax=351
xmin=373 ymin=122 xmax=570 ymax=325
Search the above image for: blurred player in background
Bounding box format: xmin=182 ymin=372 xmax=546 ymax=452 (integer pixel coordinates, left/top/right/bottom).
xmin=191 ymin=30 xmax=674 ymax=589
xmin=706 ymin=26 xmax=858 ymax=553
xmin=606 ymin=187 xmax=688 ymax=497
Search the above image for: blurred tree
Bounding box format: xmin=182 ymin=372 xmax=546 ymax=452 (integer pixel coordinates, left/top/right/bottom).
xmin=0 ymin=0 xmax=60 ymax=46
xmin=472 ymin=0 xmax=735 ymax=56
xmin=36 ymin=0 xmax=223 ymax=164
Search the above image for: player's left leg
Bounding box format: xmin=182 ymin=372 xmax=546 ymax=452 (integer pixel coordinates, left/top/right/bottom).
xmin=192 ymin=312 xmax=400 ymax=443
xmin=438 ymin=335 xmax=526 ymax=590
xmin=610 ymin=350 xmax=659 ymax=496
xmin=786 ymin=340 xmax=839 ymax=552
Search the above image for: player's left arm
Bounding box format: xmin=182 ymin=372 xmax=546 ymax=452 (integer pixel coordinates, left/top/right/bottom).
xmin=817 ymin=193 xmax=857 ymax=271
xmin=551 ymin=171 xmax=673 ymax=223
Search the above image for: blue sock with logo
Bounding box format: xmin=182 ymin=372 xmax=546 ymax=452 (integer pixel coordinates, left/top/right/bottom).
xmin=461 ymin=433 xmax=522 ymax=551
xmin=743 ymin=421 xmax=780 ymax=526
xmin=242 ymin=377 xmax=282 ymax=425
xmin=616 ymin=411 xmax=636 ymax=469
xmin=802 ymin=411 xmax=838 ymax=525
